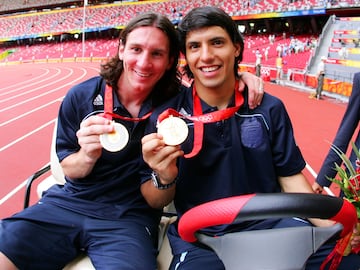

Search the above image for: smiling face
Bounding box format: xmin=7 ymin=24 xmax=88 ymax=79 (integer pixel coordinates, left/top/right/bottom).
xmin=184 ymin=26 xmax=241 ymax=94
xmin=118 ymin=26 xmax=173 ymax=97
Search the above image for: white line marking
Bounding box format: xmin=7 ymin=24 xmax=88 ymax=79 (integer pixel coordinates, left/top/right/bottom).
xmin=0 ymin=68 xmax=62 ymax=101
xmin=0 ymin=65 xmax=98 ymax=208
xmin=305 ymin=163 xmax=317 ymax=178
xmin=0 ymin=119 xmax=56 ymax=152
xmin=306 ymin=163 xmax=335 ymax=196
xmin=0 ymin=162 xmax=50 ymax=205
xmin=0 ymin=97 xmax=63 ymax=127
xmin=0 ymin=68 xmax=52 ymax=95
xmin=323 ymin=186 xmax=336 ymax=196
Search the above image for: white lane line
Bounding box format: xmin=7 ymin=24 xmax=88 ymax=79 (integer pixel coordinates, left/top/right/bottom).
xmin=0 ymin=119 xmax=56 ymax=152
xmin=0 ymin=67 xmax=88 ymax=113
xmin=0 ymin=65 xmax=96 ymax=207
xmin=0 ymin=67 xmax=66 ymax=104
xmin=0 ymin=67 xmax=51 ymax=95
xmin=0 ymin=97 xmax=63 ymax=127
xmin=306 ymin=163 xmax=335 ymax=196
xmin=0 ymin=162 xmax=50 ymax=205
xmin=305 ymin=163 xmax=317 ymax=178
xmin=324 ymin=187 xmax=336 ymax=196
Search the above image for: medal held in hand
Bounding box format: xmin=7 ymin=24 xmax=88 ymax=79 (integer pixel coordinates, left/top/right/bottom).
xmin=156 ymin=81 xmax=243 ymax=157
xmin=157 ymin=115 xmax=189 ymax=146
xmin=99 ymin=84 xmax=152 ymax=152
xmin=100 ymin=121 xmax=129 ymax=152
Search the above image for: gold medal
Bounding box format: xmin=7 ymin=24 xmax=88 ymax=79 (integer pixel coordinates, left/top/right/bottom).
xmin=100 ymin=122 xmax=129 ymax=152
xmin=157 ymin=116 xmax=189 ymax=146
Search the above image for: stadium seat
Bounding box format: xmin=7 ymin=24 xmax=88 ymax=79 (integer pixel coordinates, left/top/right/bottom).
xmin=24 ymin=120 xmax=176 ymax=270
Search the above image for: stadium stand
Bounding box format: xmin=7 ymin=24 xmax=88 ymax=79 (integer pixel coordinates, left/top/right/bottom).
xmin=1 ymin=0 xmax=360 ymax=269
xmin=241 ymin=34 xmax=316 ymax=71
xmin=1 ymin=0 xmax=360 ymax=96
xmin=0 ymin=0 xmax=76 ymax=13
xmin=0 ymin=0 xmax=349 ymax=40
xmin=305 ymin=16 xmax=360 ymax=95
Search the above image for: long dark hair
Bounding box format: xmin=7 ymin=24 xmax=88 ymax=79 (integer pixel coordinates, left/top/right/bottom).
xmin=100 ymin=12 xmax=181 ymax=106
xmin=177 ymin=6 xmax=244 ymax=80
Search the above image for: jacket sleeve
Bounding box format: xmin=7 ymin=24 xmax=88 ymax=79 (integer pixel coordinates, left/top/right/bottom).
xmin=316 ymin=72 xmax=360 ymax=187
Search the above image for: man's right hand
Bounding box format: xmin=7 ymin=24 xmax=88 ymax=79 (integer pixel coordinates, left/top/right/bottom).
xmin=61 ymin=115 xmax=114 ymax=179
xmin=141 ymin=133 xmax=183 ymax=184
xmin=76 ymin=115 xmax=114 ymax=163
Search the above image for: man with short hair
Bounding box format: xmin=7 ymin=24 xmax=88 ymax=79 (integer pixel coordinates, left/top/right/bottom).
xmin=141 ymin=6 xmax=360 ymax=270
xmin=0 ymin=11 xmax=263 ymax=269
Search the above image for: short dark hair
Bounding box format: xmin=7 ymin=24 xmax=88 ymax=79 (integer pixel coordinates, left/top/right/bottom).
xmin=100 ymin=12 xmax=181 ymax=106
xmin=177 ymin=6 xmax=244 ymax=79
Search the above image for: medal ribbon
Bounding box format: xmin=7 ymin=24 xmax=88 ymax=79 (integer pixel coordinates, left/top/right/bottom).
xmin=158 ymin=81 xmax=244 ymax=158
xmin=101 ymin=84 xmax=152 ymax=121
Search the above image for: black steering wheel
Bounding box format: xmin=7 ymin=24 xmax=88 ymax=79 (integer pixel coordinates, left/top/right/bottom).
xmin=178 ymin=193 xmax=357 ymax=270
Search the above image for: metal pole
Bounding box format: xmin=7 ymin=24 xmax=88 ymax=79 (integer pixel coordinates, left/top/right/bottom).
xmin=82 ymin=0 xmax=87 ymax=61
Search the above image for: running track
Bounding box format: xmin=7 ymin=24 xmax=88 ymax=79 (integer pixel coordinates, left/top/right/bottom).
xmin=0 ymin=62 xmax=351 ymax=219
xmin=0 ymin=62 xmax=100 ymax=218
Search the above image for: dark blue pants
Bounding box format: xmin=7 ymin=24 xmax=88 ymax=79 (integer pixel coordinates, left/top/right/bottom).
xmin=0 ymin=203 xmax=158 ymax=270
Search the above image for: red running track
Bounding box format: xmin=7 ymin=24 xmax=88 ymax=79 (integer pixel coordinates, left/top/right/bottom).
xmin=0 ymin=62 xmax=350 ymax=219
xmin=0 ymin=62 xmax=100 ymax=218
